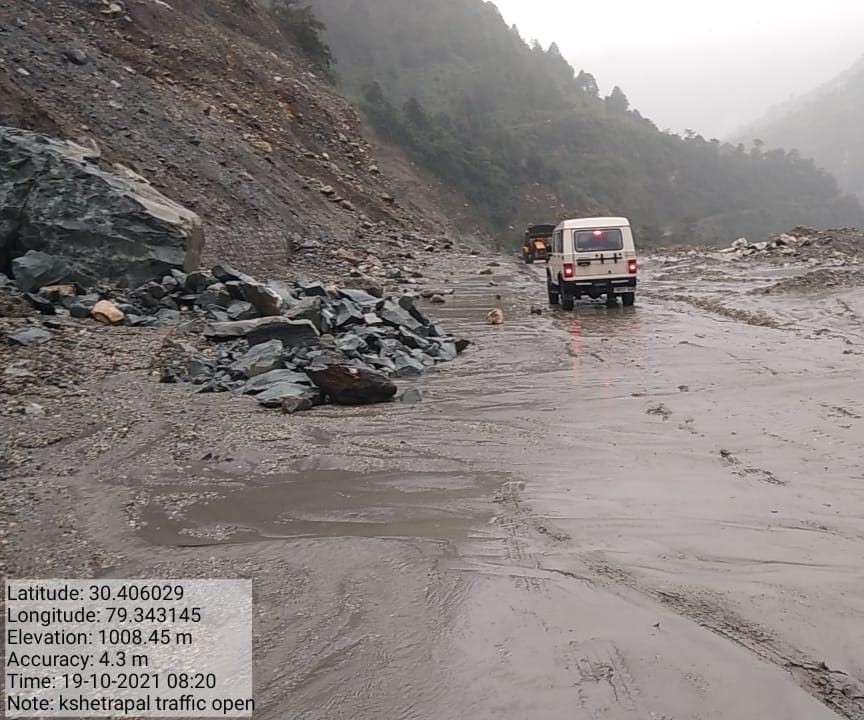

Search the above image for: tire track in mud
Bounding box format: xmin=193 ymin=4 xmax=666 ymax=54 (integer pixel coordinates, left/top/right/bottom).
xmin=500 ymin=480 xmax=864 ymax=719
xmin=582 ymin=559 xmax=864 ymax=720
xmin=492 ymin=480 xmax=571 ymax=594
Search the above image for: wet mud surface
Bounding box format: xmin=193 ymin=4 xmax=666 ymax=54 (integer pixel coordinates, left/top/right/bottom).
xmin=5 ymin=252 xmax=864 ymax=719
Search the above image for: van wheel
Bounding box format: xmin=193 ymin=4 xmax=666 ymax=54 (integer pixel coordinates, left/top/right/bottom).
xmin=560 ymin=282 xmax=575 ymax=311
xmin=547 ymin=276 xmax=559 ymax=305
xmin=606 ymin=294 xmax=618 ymax=307
xmin=622 ymin=292 xmax=636 ymax=307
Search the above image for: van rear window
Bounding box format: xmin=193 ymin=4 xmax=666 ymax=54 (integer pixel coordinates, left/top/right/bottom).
xmin=574 ymin=229 xmax=623 ymax=252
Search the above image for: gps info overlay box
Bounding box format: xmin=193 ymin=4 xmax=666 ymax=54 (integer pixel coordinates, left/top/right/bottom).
xmin=4 ymin=579 xmax=253 ymax=717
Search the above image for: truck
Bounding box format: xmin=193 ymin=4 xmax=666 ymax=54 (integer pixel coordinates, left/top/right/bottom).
xmin=520 ymin=224 xmax=555 ymax=264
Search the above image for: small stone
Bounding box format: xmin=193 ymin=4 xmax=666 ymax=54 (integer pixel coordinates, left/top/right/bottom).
xmin=16 ymin=67 xmax=31 ymax=77
xmin=250 ymin=139 xmax=273 ymax=154
xmin=336 ymin=248 xmax=362 ymax=264
xmin=530 ymin=306 xmax=542 ymax=316
xmin=320 ymin=185 xmax=336 ymax=196
xmin=479 ymin=268 xmax=493 ymax=275
xmin=24 ymin=403 xmax=45 ymax=417
xmin=486 ymin=308 xmax=504 ymax=325
xmin=399 ymin=388 xmax=423 ymax=404
xmin=430 ymin=295 xmax=446 ymax=304
xmin=62 ymin=48 xmax=88 ymax=65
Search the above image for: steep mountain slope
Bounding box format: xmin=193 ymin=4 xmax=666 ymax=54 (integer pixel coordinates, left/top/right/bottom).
xmin=0 ymin=0 xmax=460 ymax=278
xmin=735 ymin=56 xmax=864 ymax=203
xmin=308 ymin=0 xmax=864 ymax=245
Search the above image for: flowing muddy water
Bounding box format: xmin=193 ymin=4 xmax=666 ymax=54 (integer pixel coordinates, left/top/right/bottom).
xmin=15 ymin=253 xmax=864 ymax=719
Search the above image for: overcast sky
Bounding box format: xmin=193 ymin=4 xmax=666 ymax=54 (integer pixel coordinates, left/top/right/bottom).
xmin=492 ymin=0 xmax=864 ymax=138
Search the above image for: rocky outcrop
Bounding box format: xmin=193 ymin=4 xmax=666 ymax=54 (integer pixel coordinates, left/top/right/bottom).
xmin=0 ymin=126 xmax=204 ymax=289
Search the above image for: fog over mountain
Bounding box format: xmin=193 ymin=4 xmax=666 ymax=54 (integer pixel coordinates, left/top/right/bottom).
xmin=492 ymin=0 xmax=864 ymax=138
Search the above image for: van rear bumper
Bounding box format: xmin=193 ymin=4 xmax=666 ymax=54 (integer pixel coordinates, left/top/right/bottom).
xmin=561 ymin=277 xmax=637 ymax=295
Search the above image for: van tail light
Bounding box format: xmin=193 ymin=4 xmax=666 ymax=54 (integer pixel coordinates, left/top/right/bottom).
xmin=563 ymin=263 xmax=574 ymax=279
xmin=628 ymin=259 xmax=638 ymax=275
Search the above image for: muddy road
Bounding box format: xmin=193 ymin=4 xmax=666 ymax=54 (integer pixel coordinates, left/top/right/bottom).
xmin=5 ymin=252 xmax=864 ymax=719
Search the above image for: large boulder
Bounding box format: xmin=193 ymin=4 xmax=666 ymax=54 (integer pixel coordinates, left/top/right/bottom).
xmin=0 ymin=126 xmax=204 ymax=288
xmin=307 ymin=364 xmax=397 ymax=405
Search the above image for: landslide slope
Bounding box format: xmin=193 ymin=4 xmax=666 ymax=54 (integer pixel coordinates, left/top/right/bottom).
xmin=0 ymin=0 xmax=454 ymax=277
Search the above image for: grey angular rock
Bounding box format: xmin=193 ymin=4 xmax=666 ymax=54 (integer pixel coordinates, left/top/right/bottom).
xmin=239 ymin=281 xmax=283 ymax=317
xmin=24 ymin=292 xmax=57 ymax=315
xmin=11 ymin=251 xmax=70 ymax=293
xmin=336 ymin=334 xmax=367 ymax=353
xmin=307 ymin=364 xmax=397 ymax=405
xmin=399 ymin=388 xmax=423 ymax=403
xmin=243 ymin=369 xmax=312 ymax=395
xmin=267 ymin=279 xmax=298 ymax=307
xmin=62 ymin=293 xmax=99 ymax=318
xmin=230 ymin=340 xmax=284 ymax=379
xmin=197 ymin=283 xmax=233 ymax=309
xmin=185 ymin=270 xmax=215 ymax=293
xmin=284 ymin=296 xmax=324 ymax=329
xmin=223 ymin=281 xmax=246 ymax=300
xmin=379 ymin=300 xmax=422 ymax=332
xmin=246 ymin=318 xmax=320 ymax=348
xmin=295 ymin=278 xmax=329 ymax=297
xmin=227 ymin=300 xmax=258 ymax=321
xmin=0 ymin=127 xmax=204 ymax=288
xmin=333 ymin=300 xmax=365 ymax=329
xmin=398 ymin=294 xmax=429 ymax=326
xmin=212 ymin=263 xmax=255 ymax=284
xmin=338 ymin=288 xmax=380 ymax=308
xmin=257 ymin=382 xmax=322 ymax=409
xmin=392 ymin=353 xmax=425 ymax=377
xmin=9 ymin=327 xmax=53 ymax=346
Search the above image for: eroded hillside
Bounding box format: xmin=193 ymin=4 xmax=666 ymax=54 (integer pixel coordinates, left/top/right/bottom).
xmin=0 ymin=0 xmax=461 ymax=278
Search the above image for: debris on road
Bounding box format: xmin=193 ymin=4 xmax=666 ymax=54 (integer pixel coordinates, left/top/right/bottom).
xmin=487 ymin=308 xmax=504 ymax=325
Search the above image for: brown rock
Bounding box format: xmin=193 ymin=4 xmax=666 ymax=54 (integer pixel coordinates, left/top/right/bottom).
xmin=486 ymin=308 xmax=504 ymax=325
xmin=91 ymin=299 xmax=124 ymax=325
xmin=336 ymin=248 xmax=362 ymax=264
xmin=40 ymin=284 xmax=77 ymax=302
xmin=307 ymin=364 xmax=397 ymax=406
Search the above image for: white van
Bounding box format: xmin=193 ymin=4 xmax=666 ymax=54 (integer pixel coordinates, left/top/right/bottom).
xmin=546 ymin=217 xmax=638 ymax=309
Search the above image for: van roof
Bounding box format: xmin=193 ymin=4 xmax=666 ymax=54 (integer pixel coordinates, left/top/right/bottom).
xmin=556 ymin=217 xmax=630 ymax=230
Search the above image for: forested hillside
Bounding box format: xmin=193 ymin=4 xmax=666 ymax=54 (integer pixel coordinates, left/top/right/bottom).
xmin=736 ymin=56 xmax=864 ymax=204
xmin=307 ymin=0 xmax=863 ymax=245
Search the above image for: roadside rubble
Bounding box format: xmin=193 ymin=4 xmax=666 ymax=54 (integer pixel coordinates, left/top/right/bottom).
xmin=719 ymin=227 xmax=864 ymax=264
xmin=2 ymin=262 xmax=470 ymax=414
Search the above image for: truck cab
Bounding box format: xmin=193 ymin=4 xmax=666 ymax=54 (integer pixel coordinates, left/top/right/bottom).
xmin=546 ymin=217 xmax=638 ymax=309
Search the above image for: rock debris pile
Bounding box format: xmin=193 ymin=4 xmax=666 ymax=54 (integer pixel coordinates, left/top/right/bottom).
xmin=2 ymin=261 xmax=469 ymax=414
xmin=720 ymin=227 xmax=864 ymax=264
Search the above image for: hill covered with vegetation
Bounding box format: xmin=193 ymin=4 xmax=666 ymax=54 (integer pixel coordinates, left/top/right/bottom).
xmin=306 ymin=0 xmax=863 ymax=245
xmin=735 ymin=55 xmax=864 ymax=205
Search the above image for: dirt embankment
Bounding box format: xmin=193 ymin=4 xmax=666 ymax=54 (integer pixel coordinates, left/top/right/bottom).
xmin=0 ymin=0 xmax=468 ymax=277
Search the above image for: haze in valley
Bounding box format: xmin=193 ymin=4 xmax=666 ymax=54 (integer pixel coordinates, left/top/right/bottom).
xmin=492 ymin=0 xmax=864 ymax=139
